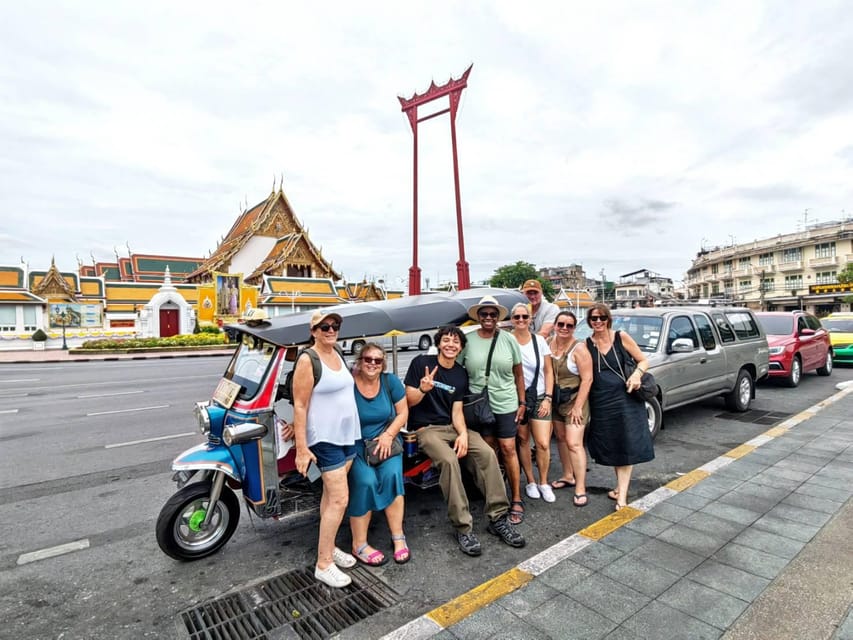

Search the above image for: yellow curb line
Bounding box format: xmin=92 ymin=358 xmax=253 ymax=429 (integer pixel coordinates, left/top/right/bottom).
xmin=664 ymin=469 xmax=710 ymax=492
xmin=426 ymin=567 xmax=533 ymax=628
xmin=723 ymin=443 xmax=756 ymax=460
xmin=578 ymin=506 xmax=644 ymax=540
xmin=762 ymin=426 xmax=789 ymax=437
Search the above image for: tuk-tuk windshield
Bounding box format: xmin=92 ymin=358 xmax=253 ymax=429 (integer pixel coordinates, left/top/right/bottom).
xmin=224 ymin=334 xmax=276 ymax=400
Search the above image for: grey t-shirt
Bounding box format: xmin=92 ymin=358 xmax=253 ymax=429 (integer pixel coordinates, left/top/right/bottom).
xmin=531 ymin=300 xmax=559 ymax=336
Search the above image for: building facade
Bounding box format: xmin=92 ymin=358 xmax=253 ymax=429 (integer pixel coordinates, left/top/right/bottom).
xmin=686 ymin=219 xmax=853 ymax=314
xmin=612 ymin=269 xmax=677 ymax=308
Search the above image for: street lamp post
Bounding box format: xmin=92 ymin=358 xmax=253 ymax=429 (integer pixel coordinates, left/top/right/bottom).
xmin=58 ymin=309 xmax=69 ymax=350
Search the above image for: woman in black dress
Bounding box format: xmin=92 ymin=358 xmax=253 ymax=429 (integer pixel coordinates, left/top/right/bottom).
xmin=585 ymin=303 xmax=654 ymax=510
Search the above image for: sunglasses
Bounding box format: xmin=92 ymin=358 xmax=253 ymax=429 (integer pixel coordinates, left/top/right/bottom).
xmin=512 ymin=314 xmax=530 ymax=320
xmin=556 ymin=321 xmax=575 ymax=329
xmin=361 ymin=356 xmax=384 ymax=365
xmin=314 ymin=322 xmax=341 ymax=332
xmin=588 ymin=315 xmax=607 ymax=322
xmin=478 ymin=311 xmax=499 ymax=318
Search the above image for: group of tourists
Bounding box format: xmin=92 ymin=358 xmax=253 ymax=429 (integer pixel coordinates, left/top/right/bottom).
xmin=288 ymin=281 xmax=655 ymax=589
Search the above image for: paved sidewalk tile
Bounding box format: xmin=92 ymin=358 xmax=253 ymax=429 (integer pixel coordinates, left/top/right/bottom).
xmin=728 ymin=482 xmax=791 ymax=505
xmin=767 ymin=503 xmax=833 ymax=528
xmin=782 ymin=491 xmax=844 ymax=515
xmin=599 ymin=527 xmax=652 ymax=554
xmin=665 ymin=491 xmax=712 ymax=511
xmin=657 ymin=524 xmax=729 ymax=557
xmin=601 ymin=556 xmax=681 ymax=598
xmin=570 ymin=541 xmax=625 ymax=572
xmin=687 ymin=559 xmax=771 ymax=602
xmin=712 ymin=459 xmax=766 ymax=481
xmin=524 ymin=594 xmax=617 ymax=640
xmin=443 ymin=602 xmax=522 ymax=640
xmin=716 ymin=490 xmax=780 ymax=515
xmin=538 ymin=559 xmax=593 ymax=591
xmin=623 ymin=513 xmax=673 ymax=537
xmin=700 ymin=501 xmax=763 ymax=526
xmin=621 ymin=601 xmax=722 ymax=639
xmin=567 ymin=573 xmax=651 ymax=625
xmin=731 ymin=527 xmax=806 ymax=560
xmin=497 ymin=580 xmax=560 ymax=618
xmin=795 ymin=482 xmax=851 ymax=503
xmin=679 ymin=511 xmax=747 ymax=542
xmin=713 ymin=542 xmax=789 ymax=580
xmin=629 ymin=539 xmax=704 ymax=576
xmin=659 ymin=578 xmax=750 ymax=629
xmin=644 ymin=501 xmax=694 ymax=523
xmin=751 ymin=513 xmax=821 ymax=542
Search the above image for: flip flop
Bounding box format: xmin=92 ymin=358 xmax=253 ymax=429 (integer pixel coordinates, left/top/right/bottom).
xmin=607 ymin=489 xmax=619 ymax=501
xmin=353 ymin=543 xmax=387 ymax=566
xmin=550 ymin=478 xmax=576 ymax=490
xmin=508 ymin=500 xmax=525 ymax=525
xmin=572 ymin=493 xmax=589 ymax=507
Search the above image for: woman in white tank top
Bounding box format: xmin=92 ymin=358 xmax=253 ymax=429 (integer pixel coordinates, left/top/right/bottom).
xmin=292 ymin=310 xmax=360 ymax=588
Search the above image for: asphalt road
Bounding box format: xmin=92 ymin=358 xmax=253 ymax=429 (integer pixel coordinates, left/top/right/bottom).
xmin=1 ymin=355 xmax=851 ymax=640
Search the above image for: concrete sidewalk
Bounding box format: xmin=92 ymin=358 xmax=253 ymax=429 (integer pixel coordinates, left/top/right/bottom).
xmin=384 ymin=387 xmax=853 ymax=640
xmin=0 ymin=346 xmax=235 ymax=364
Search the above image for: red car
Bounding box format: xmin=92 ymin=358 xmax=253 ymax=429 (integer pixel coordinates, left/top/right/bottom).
xmin=755 ymin=311 xmax=833 ymax=387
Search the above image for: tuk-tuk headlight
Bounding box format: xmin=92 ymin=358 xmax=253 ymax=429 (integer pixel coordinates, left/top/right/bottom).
xmin=223 ymin=422 xmax=268 ymax=446
xmin=194 ymin=401 xmax=211 ymax=435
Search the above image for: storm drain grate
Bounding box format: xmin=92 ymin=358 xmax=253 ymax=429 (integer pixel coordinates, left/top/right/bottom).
xmin=716 ymin=409 xmax=792 ymax=426
xmin=179 ymin=565 xmax=399 ymax=640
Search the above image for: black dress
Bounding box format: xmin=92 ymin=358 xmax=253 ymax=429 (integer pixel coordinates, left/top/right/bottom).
xmin=586 ymin=333 xmax=654 ymax=467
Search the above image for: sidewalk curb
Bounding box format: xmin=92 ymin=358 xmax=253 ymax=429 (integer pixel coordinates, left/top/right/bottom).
xmin=380 ymin=385 xmax=853 ymax=640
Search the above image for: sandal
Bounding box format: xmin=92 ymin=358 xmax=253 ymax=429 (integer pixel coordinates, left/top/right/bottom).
xmin=391 ymin=534 xmax=410 ymax=564
xmin=572 ymin=493 xmax=589 ymax=507
xmin=614 ymin=503 xmax=627 ymax=512
xmin=508 ymin=500 xmax=525 ymax=525
xmin=607 ymin=489 xmax=619 ymax=501
xmin=353 ymin=543 xmax=387 ymax=566
xmin=551 ymin=478 xmax=576 ymax=490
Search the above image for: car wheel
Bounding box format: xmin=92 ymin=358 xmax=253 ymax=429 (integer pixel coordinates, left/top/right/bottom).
xmin=351 ymin=340 xmax=365 ymax=357
xmin=816 ymin=351 xmax=833 ymax=376
xmin=418 ymin=335 xmax=431 ymax=350
xmin=784 ymin=355 xmax=801 ymax=388
xmin=725 ymin=368 xmax=754 ymax=412
xmin=644 ymin=396 xmax=662 ymax=440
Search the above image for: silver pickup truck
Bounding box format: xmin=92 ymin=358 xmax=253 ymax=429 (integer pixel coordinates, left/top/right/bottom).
xmin=595 ymin=306 xmax=770 ymax=438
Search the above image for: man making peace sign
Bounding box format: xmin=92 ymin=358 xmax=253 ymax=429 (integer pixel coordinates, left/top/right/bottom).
xmin=404 ymin=326 xmax=525 ymax=556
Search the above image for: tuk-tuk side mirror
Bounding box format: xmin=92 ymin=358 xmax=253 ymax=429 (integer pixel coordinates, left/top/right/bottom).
xmin=284 ymin=346 xmax=299 ymax=362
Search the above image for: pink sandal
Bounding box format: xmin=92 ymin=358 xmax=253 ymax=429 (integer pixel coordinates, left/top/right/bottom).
xmin=391 ymin=534 xmax=410 ymax=564
xmin=353 ymin=543 xmax=387 ymax=566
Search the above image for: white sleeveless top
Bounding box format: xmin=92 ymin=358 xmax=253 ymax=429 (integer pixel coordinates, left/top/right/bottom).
xmin=305 ymin=354 xmax=360 ymax=447
xmin=566 ymin=343 xmax=580 ymax=375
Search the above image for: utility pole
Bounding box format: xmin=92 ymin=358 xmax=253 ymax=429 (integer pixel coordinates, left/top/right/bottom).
xmin=759 ymin=269 xmax=766 ymax=311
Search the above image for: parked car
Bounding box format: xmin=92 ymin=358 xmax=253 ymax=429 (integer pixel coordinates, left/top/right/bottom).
xmin=755 ymin=311 xmax=833 ymax=386
xmin=339 ymin=331 xmax=433 ymax=357
xmin=597 ymin=306 xmax=769 ymax=438
xmin=820 ymin=313 xmax=853 ymax=365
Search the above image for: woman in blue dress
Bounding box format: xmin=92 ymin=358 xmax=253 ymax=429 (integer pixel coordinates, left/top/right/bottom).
xmin=348 ymin=343 xmax=411 ymax=565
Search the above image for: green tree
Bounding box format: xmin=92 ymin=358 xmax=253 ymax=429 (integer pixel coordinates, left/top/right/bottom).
xmin=489 ymin=261 xmax=555 ymax=299
xmin=837 ymin=262 xmax=853 ymax=284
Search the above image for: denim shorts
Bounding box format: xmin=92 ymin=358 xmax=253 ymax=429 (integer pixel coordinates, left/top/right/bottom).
xmin=309 ymin=442 xmax=357 ymax=472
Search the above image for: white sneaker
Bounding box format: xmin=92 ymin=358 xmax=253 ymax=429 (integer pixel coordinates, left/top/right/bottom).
xmin=525 ymin=483 xmax=541 ymax=499
xmin=315 ymin=563 xmax=352 ymax=588
xmin=538 ymin=484 xmax=556 ymax=503
xmin=332 ymin=547 xmax=356 ymax=568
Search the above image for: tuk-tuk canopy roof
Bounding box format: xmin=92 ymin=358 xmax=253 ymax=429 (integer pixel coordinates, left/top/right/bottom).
xmin=232 ymin=288 xmax=528 ymax=347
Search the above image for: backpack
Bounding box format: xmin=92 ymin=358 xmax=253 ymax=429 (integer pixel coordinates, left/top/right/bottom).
xmin=278 ymin=345 xmax=345 ymax=404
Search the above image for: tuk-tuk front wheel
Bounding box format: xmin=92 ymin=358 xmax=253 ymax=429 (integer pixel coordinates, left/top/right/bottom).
xmin=156 ymin=480 xmax=240 ymax=561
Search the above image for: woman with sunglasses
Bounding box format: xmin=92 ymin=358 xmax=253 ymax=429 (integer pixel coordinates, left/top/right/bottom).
xmin=348 ymin=343 xmax=411 ymax=566
xmin=460 ymin=296 xmax=527 ymax=524
xmin=509 ymin=303 xmax=557 ymax=504
xmin=585 ymin=303 xmax=654 ymax=510
xmin=547 ymin=310 xmax=593 ymax=507
xmin=293 ymin=310 xmax=361 ymax=588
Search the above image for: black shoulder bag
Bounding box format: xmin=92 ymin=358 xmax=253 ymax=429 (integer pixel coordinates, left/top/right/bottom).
xmin=522 ymin=335 xmax=541 ymax=424
xmin=462 ymin=332 xmax=500 ymax=429
xmin=597 ymin=332 xmax=657 ymax=403
xmin=364 ymin=373 xmax=404 ymax=465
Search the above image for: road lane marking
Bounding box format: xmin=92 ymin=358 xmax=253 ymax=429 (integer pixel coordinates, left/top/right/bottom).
xmin=0 ymin=378 xmax=39 ymax=383
xmin=0 ymin=409 xmax=19 ymax=414
xmin=87 ymin=404 xmax=170 ymax=417
xmin=0 ymin=393 xmax=28 ymax=398
xmin=22 ymin=373 xmax=220 ymax=393
xmin=78 ymin=390 xmax=145 ymax=399
xmin=17 ymin=539 xmax=90 ymax=565
xmin=105 ymin=432 xmax=196 ymax=448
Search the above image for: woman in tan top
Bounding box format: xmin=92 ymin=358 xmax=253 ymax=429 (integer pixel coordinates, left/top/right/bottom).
xmin=548 ymin=310 xmax=593 ymax=507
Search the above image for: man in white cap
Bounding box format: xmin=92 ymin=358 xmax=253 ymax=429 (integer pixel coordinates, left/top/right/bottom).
xmin=522 ymin=279 xmax=559 ymax=338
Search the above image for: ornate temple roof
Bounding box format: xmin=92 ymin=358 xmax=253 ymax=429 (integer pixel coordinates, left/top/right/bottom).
xmin=186 ymin=184 xmax=339 ymax=284
xmin=31 ymin=258 xmax=77 ymax=301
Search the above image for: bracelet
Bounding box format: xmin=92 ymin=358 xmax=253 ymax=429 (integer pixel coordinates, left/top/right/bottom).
xmin=419 ymin=386 xmax=429 ymax=393
xmin=544 ymin=394 xmax=552 ymax=399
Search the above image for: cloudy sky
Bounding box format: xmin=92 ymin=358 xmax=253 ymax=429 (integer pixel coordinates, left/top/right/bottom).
xmin=2 ymin=1 xmax=852 ymax=291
